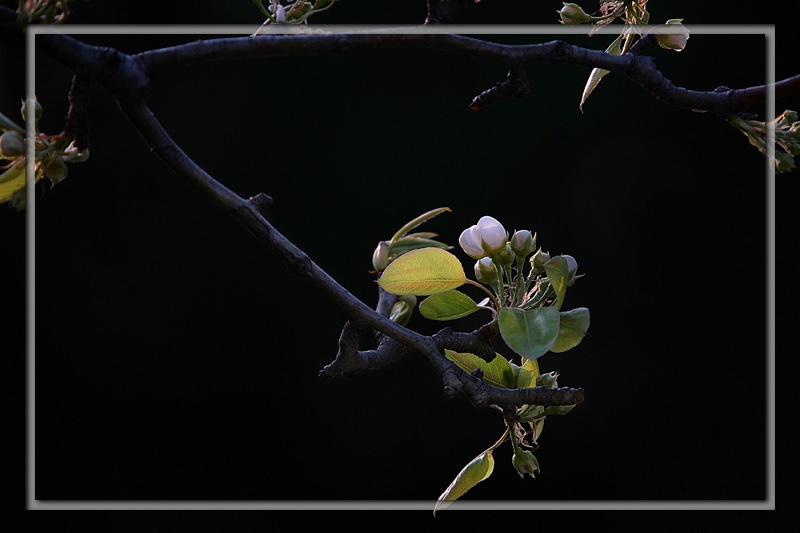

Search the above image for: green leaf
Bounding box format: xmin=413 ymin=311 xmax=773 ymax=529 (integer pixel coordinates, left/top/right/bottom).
xmin=498 ymin=306 xmax=560 ymax=360
xmin=377 ymin=247 xmax=466 ymax=296
xmin=419 ymin=290 xmax=479 ymax=321
xmin=551 ymin=307 xmax=590 ymax=353
xmin=580 ymin=33 xmax=623 ymax=111
xmin=434 ymin=449 xmax=495 ymax=515
xmin=543 ymin=256 xmax=569 ymax=311
xmin=516 ymin=357 xmax=540 ymax=389
xmin=388 ymin=236 xmax=450 ymax=256
xmin=445 ymin=350 xmax=517 ymax=389
xmin=390 ymin=207 xmax=451 ymax=243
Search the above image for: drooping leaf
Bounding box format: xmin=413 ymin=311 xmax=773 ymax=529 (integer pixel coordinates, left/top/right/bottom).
xmin=497 ymin=306 xmax=560 ymax=360
xmin=445 ymin=350 xmax=517 ymax=389
xmin=580 ymin=33 xmax=623 ymax=111
xmin=550 ymin=307 xmax=590 ymax=353
xmin=419 ymin=290 xmax=479 ymax=321
xmin=377 ymin=247 xmax=466 ymax=295
xmin=434 ymin=449 xmax=495 ymax=515
xmin=543 ymin=256 xmax=569 ymax=311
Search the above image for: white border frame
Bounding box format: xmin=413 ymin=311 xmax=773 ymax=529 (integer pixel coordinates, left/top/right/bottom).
xmin=26 ymin=24 xmax=776 ymax=511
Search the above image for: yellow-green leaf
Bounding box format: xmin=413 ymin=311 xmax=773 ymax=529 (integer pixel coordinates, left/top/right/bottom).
xmin=434 ymin=449 xmax=495 ymax=515
xmin=445 ymin=350 xmax=517 ymax=389
xmin=0 ymin=158 xmax=26 ymax=205
xmin=377 ymin=247 xmax=466 ymax=296
xmin=517 ymin=357 xmax=540 ymax=389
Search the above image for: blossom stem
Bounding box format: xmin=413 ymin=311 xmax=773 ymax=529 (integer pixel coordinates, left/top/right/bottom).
xmin=464 ymin=279 xmax=501 ymax=312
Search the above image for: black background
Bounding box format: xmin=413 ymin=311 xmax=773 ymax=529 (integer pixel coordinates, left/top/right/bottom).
xmin=4 ymin=0 xmax=799 ymax=519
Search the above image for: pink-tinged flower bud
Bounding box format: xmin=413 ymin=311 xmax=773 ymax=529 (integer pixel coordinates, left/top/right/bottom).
xmin=510 ymin=229 xmax=535 ymax=258
xmin=556 ymin=3 xmax=591 ymax=25
xmin=459 ymin=216 xmax=508 ymax=259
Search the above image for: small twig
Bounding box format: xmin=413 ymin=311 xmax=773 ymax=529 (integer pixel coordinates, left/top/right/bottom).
xmin=65 ymin=74 xmax=91 ymax=149
xmin=469 ymin=64 xmax=531 ymax=110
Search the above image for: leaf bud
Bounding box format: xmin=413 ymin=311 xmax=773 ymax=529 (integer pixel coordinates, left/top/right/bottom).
xmin=389 ymin=294 xmax=416 ymax=327
xmin=0 ymin=130 xmax=25 ymax=157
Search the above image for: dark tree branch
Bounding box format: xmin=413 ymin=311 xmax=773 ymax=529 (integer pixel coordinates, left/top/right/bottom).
xmin=30 ymin=27 xmax=796 ymax=411
xmin=112 ymin=79 xmax=584 ymax=410
xmin=119 ymin=32 xmax=797 ymax=115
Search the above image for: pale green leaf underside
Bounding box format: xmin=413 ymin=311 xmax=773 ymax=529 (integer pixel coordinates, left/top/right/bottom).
xmin=434 ymin=449 xmax=495 ymax=514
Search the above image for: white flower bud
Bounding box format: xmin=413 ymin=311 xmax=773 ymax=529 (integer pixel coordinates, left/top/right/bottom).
xmin=372 ymin=241 xmax=390 ymax=271
xmin=275 ymin=4 xmax=286 ymax=23
xmin=459 ymin=216 xmax=508 ymax=259
xmin=655 ymin=19 xmax=690 ymax=52
xmin=510 ymin=229 xmax=535 ymax=258
xmin=474 ymin=257 xmax=498 ymax=285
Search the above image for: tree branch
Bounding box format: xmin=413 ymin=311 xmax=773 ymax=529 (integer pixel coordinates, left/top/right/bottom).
xmin=32 ymin=27 xmax=800 ymax=411
xmin=123 ymin=32 xmax=793 ymax=114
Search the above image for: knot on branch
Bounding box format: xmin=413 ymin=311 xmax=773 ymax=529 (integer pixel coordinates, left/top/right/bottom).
xmin=98 ymin=47 xmax=150 ymax=103
xmin=547 ymin=40 xmax=570 ymax=65
xmin=248 ymin=192 xmax=273 ymax=212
